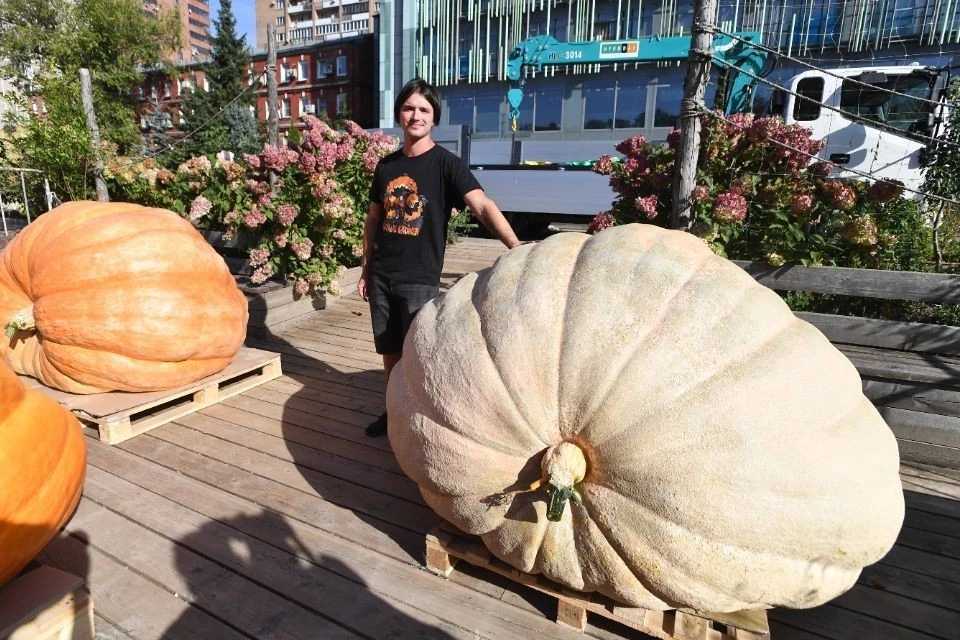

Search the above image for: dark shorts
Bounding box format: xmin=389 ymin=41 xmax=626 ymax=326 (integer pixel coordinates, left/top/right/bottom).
xmin=367 ymin=273 xmax=439 ymax=355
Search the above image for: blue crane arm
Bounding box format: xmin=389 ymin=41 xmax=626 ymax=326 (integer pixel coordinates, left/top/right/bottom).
xmin=505 ymin=32 xmax=766 ymax=130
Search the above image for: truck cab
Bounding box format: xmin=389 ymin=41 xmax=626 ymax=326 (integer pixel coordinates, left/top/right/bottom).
xmin=773 ymin=65 xmax=945 ymax=192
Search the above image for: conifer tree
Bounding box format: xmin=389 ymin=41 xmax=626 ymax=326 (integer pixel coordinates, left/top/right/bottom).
xmin=174 ymin=0 xmax=261 ymax=164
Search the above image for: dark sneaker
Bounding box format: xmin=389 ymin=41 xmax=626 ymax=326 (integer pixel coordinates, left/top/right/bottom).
xmin=365 ymin=412 xmax=388 ymax=437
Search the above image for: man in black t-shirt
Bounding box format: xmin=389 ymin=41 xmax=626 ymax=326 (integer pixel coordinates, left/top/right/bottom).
xmin=359 ymin=78 xmax=522 ymax=437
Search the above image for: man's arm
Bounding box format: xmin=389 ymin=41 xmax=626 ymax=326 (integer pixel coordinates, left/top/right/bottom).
xmin=462 ymin=189 xmax=522 ymax=250
xmin=358 ymin=202 xmax=384 ymax=301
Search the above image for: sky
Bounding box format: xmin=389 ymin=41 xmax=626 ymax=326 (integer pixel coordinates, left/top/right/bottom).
xmin=209 ymin=0 xmax=259 ymax=48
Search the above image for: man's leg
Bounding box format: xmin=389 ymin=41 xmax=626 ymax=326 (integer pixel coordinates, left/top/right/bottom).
xmin=365 ymin=280 xmax=439 ymax=437
xmin=363 ymin=351 xmax=402 ymax=436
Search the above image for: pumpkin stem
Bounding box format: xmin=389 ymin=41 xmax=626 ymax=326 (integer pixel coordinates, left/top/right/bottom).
xmin=4 ymin=307 xmax=35 ymax=339
xmin=541 ymin=442 xmax=588 ymax=522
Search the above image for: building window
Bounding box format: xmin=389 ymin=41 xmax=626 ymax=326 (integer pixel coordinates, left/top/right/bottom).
xmin=298 ymin=60 xmax=309 ymax=81
xmin=316 ymin=96 xmax=328 ymax=118
xmin=534 ymin=86 xmax=562 ymax=131
xmin=150 ymin=85 xmax=158 ymax=100
xmin=138 ymin=86 xmax=146 ymax=100
xmin=615 ymin=83 xmax=645 ymax=129
xmin=448 ymin=95 xmax=473 ymax=129
xmin=336 ymin=92 xmax=348 ymax=115
xmin=584 ymin=81 xmax=615 ymax=129
xmin=276 ymin=0 xmax=285 ymax=7
xmin=653 ymin=84 xmax=682 ymax=127
xmin=317 ymin=59 xmax=333 ymax=78
xmin=163 ymin=81 xmax=172 ymax=98
xmin=475 ymin=93 xmax=502 ymax=134
xmin=281 ymin=98 xmax=291 ymax=119
xmin=276 ymin=16 xmax=285 ymax=26
xmin=300 ymin=96 xmax=312 ymax=115
xmin=336 ymin=55 xmax=347 ymax=77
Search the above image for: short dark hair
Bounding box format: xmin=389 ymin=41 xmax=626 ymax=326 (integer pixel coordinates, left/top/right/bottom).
xmin=394 ymin=78 xmax=442 ymax=125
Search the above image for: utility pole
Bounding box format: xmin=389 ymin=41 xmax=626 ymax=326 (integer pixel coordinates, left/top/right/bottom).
xmin=79 ymin=68 xmax=109 ymax=202
xmin=669 ymin=0 xmax=716 ymax=229
xmin=266 ymin=24 xmax=280 ymax=148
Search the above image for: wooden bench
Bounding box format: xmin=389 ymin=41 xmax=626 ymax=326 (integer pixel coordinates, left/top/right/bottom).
xmin=736 ymin=261 xmax=960 ymax=468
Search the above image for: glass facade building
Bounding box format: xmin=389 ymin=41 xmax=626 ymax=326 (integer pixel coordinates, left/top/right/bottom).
xmin=379 ymin=0 xmax=958 ymax=143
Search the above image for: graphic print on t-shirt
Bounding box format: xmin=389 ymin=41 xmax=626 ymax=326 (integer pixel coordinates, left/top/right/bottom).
xmin=382 ymin=175 xmax=428 ymax=236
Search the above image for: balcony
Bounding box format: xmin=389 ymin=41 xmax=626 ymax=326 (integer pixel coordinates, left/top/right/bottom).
xmin=288 ymin=1 xmax=313 ymax=15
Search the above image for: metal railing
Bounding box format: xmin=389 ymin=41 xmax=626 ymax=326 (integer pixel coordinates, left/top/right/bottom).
xmin=0 ymin=167 xmax=53 ymax=236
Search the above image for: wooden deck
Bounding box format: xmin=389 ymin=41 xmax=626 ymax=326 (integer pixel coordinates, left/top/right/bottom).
xmin=31 ymin=237 xmax=960 ymax=640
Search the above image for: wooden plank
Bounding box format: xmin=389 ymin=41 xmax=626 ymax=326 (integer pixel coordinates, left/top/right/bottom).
xmin=174 ymin=411 xmax=420 ymax=502
xmin=200 ymin=402 xmax=405 ymax=475
xmin=768 ymin=602 xmax=935 ymax=640
xmin=897 ymin=438 xmax=960 ymax=468
xmin=735 ymin=260 xmax=960 ymax=304
xmin=862 ymin=561 xmax=960 ymax=612
xmin=861 ymin=379 xmax=960 ymax=419
xmin=148 ymin=421 xmax=435 ymax=531
xmin=38 ymin=530 xmax=250 ymax=640
xmin=839 ymin=345 xmax=960 ymax=386
xmin=801 ymin=312 xmax=960 ymax=356
xmin=81 ymin=444 xmax=586 ymax=640
xmin=830 ymin=581 xmax=960 ymax=639
xmin=61 ymin=495 xmax=363 ymax=640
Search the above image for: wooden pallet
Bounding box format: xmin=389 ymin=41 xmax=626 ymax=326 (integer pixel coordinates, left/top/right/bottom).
xmin=425 ymin=524 xmax=770 ymax=639
xmin=0 ymin=564 xmax=95 ymax=640
xmin=22 ymin=346 xmax=282 ymax=445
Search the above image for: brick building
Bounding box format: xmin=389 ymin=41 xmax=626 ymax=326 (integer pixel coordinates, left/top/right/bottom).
xmin=136 ymin=35 xmax=375 ymax=144
xmin=144 ymin=0 xmax=212 ymax=63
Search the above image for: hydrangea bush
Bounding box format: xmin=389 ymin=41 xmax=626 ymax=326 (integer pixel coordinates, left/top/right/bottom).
xmin=107 ymin=117 xmax=398 ymax=297
xmin=591 ymin=111 xmax=926 ymax=272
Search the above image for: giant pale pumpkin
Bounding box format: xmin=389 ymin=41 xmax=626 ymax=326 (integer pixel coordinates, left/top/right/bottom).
xmin=0 ymin=358 xmax=86 ymax=586
xmin=388 ymin=224 xmax=904 ymax=613
xmin=0 ymin=201 xmax=248 ymax=394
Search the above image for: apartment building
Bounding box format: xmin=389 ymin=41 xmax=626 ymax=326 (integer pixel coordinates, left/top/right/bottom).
xmin=144 ymin=0 xmax=213 ymax=62
xmin=255 ymin=0 xmax=378 ymax=49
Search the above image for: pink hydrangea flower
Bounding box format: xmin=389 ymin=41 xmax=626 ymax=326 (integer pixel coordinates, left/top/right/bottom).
xmin=293 ymin=278 xmax=310 ymax=296
xmin=587 ymin=212 xmax=615 ymax=234
xmin=592 ymin=154 xmax=615 ymax=175
xmin=841 ymin=216 xmax=879 ymax=246
xmin=691 ymin=185 xmax=709 ymax=202
xmin=276 ymin=203 xmax=297 ymax=226
xmin=291 ymin=238 xmax=314 ymax=260
xmin=243 ymin=205 xmax=266 ymax=228
xmin=712 ymin=190 xmax=748 ymax=223
xmin=244 ymin=154 xmax=262 ymax=169
xmin=790 ymin=194 xmax=814 ymax=216
xmin=351 ymin=244 xmax=363 ymax=257
xmin=332 ymin=229 xmax=346 ymax=240
xmin=821 ymin=180 xmax=857 ymax=211
xmin=274 ymin=230 xmax=289 ymax=247
xmin=665 ymin=129 xmax=682 ymax=150
xmin=634 ymin=194 xmax=659 ymax=220
xmin=250 ymin=263 xmax=275 ymax=284
xmin=188 ymin=195 xmax=212 ymax=221
xmin=248 ymin=247 xmax=271 ymax=266
xmin=867 ymin=179 xmax=904 ymax=204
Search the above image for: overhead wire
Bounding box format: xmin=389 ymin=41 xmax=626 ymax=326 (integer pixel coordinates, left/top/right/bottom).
xmin=110 ymin=69 xmax=267 ymax=172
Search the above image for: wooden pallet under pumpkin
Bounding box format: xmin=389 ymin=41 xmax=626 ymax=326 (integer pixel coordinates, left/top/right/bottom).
xmin=0 ymin=564 xmax=95 ymax=640
xmin=425 ymin=524 xmax=770 ymax=639
xmin=21 ymin=346 xmax=282 ymax=445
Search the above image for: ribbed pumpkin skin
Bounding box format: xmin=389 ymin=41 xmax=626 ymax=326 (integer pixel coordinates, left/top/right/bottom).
xmin=0 ymin=201 xmax=249 ymax=393
xmin=0 ymin=359 xmax=86 ymax=586
xmin=387 ymin=224 xmax=904 ymax=613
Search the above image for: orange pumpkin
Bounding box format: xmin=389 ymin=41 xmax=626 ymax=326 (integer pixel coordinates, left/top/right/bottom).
xmin=0 ymin=201 xmax=249 ymax=393
xmin=0 ymin=358 xmax=86 ymax=586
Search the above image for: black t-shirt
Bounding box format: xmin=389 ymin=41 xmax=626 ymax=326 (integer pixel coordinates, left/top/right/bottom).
xmin=368 ymin=145 xmax=482 ymax=285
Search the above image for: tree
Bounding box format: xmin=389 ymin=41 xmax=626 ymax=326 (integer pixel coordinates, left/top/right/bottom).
xmin=921 ymin=79 xmax=960 ymax=271
xmin=0 ymin=0 xmax=180 ymax=200
xmin=174 ymin=0 xmax=260 ymax=164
